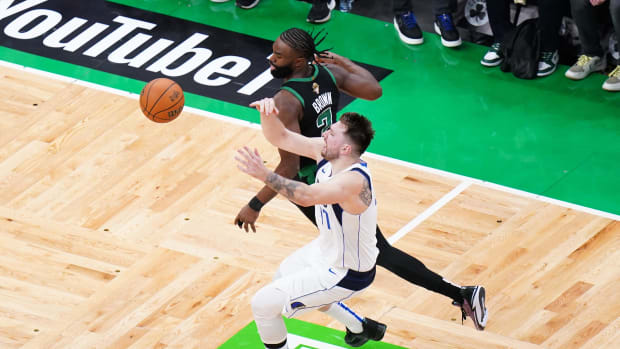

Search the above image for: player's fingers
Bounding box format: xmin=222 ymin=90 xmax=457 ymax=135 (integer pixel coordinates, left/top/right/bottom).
xmin=250 ymin=222 xmax=256 ymax=233
xmin=243 ymin=221 xmax=249 ymax=232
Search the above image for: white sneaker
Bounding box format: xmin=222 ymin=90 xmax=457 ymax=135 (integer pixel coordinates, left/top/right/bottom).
xmin=603 ymin=65 xmax=620 ymax=92
xmin=565 ymin=55 xmax=605 ymax=80
xmin=210 ymin=0 xmax=230 ymax=2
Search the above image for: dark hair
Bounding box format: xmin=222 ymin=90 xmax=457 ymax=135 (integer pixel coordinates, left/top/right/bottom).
xmin=339 ymin=112 xmax=375 ymax=155
xmin=279 ymin=28 xmax=331 ymax=62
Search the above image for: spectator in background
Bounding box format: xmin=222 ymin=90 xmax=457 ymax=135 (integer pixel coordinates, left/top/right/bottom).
xmin=211 ymin=0 xmax=337 ymax=23
xmin=565 ymin=0 xmax=620 ymax=91
xmin=393 ymin=0 xmax=462 ymax=47
xmin=480 ymin=0 xmax=565 ymax=77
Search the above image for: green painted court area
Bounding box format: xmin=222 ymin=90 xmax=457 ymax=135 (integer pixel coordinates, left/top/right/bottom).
xmin=219 ymin=318 xmax=405 ymax=348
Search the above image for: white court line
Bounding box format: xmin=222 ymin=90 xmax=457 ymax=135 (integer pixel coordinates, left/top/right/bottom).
xmin=387 ymin=181 xmax=471 ymax=245
xmin=2 ymin=59 xmax=619 ymax=223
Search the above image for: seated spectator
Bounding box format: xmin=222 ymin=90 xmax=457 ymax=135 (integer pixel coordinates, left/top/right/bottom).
xmin=481 ymin=0 xmax=565 ymax=77
xmin=565 ymin=0 xmax=620 ymax=91
xmin=393 ymin=0 xmax=462 ymax=47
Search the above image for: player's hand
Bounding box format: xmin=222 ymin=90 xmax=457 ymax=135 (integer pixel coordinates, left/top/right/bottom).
xmin=234 ymin=204 xmax=259 ymax=233
xmin=314 ymin=51 xmax=345 ymax=66
xmin=235 ymin=146 xmax=270 ymax=181
xmin=250 ymin=98 xmax=279 ymax=117
xmin=590 ymin=0 xmax=606 ymax=5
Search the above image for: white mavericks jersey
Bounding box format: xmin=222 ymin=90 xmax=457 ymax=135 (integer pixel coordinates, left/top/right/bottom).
xmin=314 ymin=159 xmax=379 ymax=272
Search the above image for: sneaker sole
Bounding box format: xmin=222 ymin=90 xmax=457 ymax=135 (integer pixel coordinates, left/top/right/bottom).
xmin=434 ymin=22 xmax=461 ymax=48
xmin=393 ymin=18 xmax=423 ymax=45
xmin=602 ymin=82 xmax=620 ymax=91
xmin=537 ymin=65 xmax=557 ymax=77
xmin=462 ymin=286 xmax=487 ymax=330
xmin=565 ymin=65 xmax=605 ymax=80
xmin=480 ymin=59 xmax=503 ymax=67
xmin=237 ymin=0 xmax=259 ymax=9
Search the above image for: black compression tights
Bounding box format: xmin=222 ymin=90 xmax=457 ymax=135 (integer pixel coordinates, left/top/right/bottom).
xmin=295 ymin=203 xmax=463 ymax=303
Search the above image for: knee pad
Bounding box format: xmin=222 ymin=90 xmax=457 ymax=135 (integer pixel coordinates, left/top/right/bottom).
xmin=251 ymin=285 xmax=287 ymax=320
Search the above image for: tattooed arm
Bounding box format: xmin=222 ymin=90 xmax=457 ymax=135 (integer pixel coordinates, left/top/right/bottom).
xmin=236 ymin=146 xmax=370 ymax=212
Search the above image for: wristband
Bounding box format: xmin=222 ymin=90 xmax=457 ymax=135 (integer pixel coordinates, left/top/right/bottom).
xmin=248 ymin=196 xmax=265 ymax=211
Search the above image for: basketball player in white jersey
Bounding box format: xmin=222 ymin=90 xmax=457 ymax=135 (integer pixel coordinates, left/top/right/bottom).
xmin=235 ymin=97 xmax=385 ymax=348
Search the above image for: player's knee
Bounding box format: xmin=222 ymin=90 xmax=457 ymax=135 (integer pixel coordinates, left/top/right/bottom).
xmin=251 ymin=286 xmax=287 ymax=319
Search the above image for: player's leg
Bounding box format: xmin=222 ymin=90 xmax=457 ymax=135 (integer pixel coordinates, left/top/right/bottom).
xmin=251 ymin=284 xmax=289 ymax=349
xmin=320 ymin=302 xmax=386 ymax=347
xmin=274 ymin=265 xmax=386 ymax=346
xmin=375 ymin=227 xmax=488 ymax=329
xmin=375 ymin=226 xmax=462 ymax=301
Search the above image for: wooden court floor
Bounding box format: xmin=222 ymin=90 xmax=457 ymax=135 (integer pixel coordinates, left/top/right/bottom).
xmin=0 ymin=64 xmax=619 ymax=349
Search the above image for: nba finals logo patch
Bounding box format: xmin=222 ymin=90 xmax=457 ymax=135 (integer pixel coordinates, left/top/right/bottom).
xmin=313 ymin=82 xmax=320 ymax=95
xmin=219 ymin=319 xmax=405 ymax=349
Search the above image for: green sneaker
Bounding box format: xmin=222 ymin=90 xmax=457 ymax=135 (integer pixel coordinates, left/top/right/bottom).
xmin=537 ymin=50 xmax=559 ymax=77
xmin=481 ymin=43 xmax=503 ymax=67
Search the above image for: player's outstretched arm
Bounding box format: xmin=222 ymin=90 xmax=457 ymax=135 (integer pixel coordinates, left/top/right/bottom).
xmin=235 ymin=148 xmax=367 ymax=212
xmin=251 ymin=98 xmax=323 ymax=161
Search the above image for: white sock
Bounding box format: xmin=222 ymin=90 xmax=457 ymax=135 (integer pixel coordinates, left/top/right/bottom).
xmin=322 ymin=302 xmax=364 ymax=333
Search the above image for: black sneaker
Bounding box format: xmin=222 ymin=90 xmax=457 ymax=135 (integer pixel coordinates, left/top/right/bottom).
xmin=434 ymin=13 xmax=462 ymax=47
xmin=452 ymin=286 xmax=488 ymax=330
xmin=236 ymin=0 xmax=260 ymax=9
xmin=307 ymin=0 xmax=336 ymax=24
xmin=393 ymin=11 xmax=423 ymax=45
xmin=344 ymin=317 xmax=387 ymax=347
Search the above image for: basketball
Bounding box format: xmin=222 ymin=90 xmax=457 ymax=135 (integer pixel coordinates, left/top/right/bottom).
xmin=139 ymin=78 xmax=185 ymax=123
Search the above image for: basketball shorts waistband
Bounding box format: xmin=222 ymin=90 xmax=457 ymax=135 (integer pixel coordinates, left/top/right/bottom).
xmin=336 ymin=265 xmax=376 ymax=291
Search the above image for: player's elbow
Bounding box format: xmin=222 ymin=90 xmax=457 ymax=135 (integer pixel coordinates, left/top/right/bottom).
xmin=368 ymin=85 xmax=382 ymax=100
xmin=294 ymin=191 xmax=316 ymax=207
xmin=295 ymin=197 xmax=314 ymax=207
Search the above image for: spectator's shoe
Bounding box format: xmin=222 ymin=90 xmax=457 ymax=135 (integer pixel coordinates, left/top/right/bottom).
xmin=339 ymin=0 xmax=354 ymax=12
xmin=434 ymin=13 xmax=461 ymax=47
xmin=481 ymin=43 xmax=503 ymax=67
xmin=344 ymin=317 xmax=387 ymax=347
xmin=236 ymin=0 xmax=259 ymax=9
xmin=307 ymin=0 xmax=336 ymax=23
xmin=537 ymin=50 xmax=559 ymax=77
xmin=603 ymin=65 xmax=620 ymax=91
xmin=452 ymin=286 xmax=488 ymax=330
xmin=565 ymin=55 xmax=605 ymax=80
xmin=393 ymin=11 xmax=423 ymax=45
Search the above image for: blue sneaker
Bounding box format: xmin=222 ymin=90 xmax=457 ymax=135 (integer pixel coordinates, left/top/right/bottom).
xmin=434 ymin=13 xmax=462 ymax=47
xmin=393 ymin=11 xmax=423 ymax=45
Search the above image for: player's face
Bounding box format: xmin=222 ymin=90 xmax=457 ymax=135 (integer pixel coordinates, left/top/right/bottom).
xmin=321 ymin=122 xmax=351 ymax=160
xmin=269 ymin=38 xmax=299 ymax=79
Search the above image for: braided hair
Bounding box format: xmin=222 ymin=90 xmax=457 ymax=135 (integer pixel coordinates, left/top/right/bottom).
xmin=279 ymin=28 xmax=331 ymax=63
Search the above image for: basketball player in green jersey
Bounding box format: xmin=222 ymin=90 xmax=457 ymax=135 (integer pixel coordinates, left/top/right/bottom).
xmin=234 ymin=28 xmax=488 ymax=335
